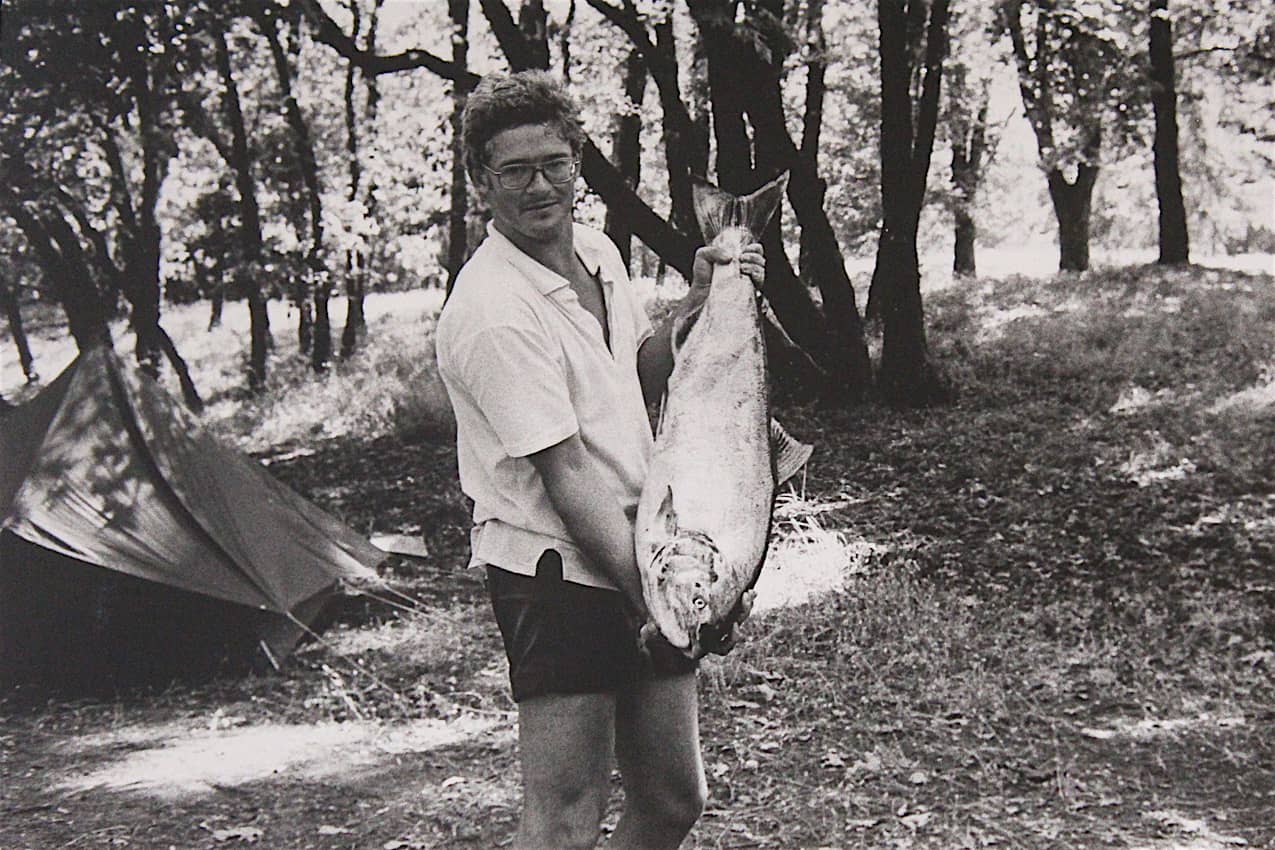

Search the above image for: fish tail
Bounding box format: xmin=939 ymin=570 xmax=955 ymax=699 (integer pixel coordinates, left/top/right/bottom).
xmin=691 ymin=172 xmax=790 ymax=246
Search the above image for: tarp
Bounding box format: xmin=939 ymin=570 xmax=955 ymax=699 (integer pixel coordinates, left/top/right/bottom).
xmin=0 ymin=345 xmax=386 ymax=685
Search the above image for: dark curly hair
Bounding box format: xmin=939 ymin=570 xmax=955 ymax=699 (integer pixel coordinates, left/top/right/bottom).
xmin=461 ymin=70 xmax=585 ymax=182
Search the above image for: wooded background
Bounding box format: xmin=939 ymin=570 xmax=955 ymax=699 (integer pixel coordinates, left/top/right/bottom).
xmin=2 ymin=0 xmax=1271 ymax=409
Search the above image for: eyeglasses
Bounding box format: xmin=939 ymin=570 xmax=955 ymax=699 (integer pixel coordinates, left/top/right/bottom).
xmin=482 ymin=156 xmax=579 ymax=191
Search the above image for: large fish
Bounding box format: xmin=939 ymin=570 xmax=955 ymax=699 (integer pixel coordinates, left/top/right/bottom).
xmin=635 ymin=172 xmax=813 ymax=659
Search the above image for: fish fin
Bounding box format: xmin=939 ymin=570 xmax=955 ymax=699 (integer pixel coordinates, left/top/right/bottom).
xmin=691 ymin=171 xmax=789 ymax=244
xmin=739 ymin=172 xmax=789 ymax=241
xmin=770 ymin=418 xmax=814 ymax=486
xmin=656 ymin=486 xmax=678 ymax=536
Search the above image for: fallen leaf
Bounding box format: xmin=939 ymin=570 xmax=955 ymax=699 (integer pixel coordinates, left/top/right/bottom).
xmin=317 ymin=825 xmax=352 ymax=835
xmin=908 ymin=770 xmax=929 ymax=785
xmin=850 ymin=752 xmax=882 ymax=774
xmin=847 ymin=818 xmax=881 ymax=829
xmin=900 ymin=811 xmax=933 ymax=830
xmin=1080 ymin=727 xmax=1117 ymax=739
xmin=208 ymin=825 xmax=262 ymax=843
xmin=821 ymin=752 xmax=846 ymax=769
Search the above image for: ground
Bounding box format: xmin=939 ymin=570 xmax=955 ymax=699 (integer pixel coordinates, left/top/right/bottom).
xmin=1 ymin=260 xmax=1273 ymax=849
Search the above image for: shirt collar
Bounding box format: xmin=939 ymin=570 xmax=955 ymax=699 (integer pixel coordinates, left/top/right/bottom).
xmin=486 ymin=221 xmax=609 ymax=297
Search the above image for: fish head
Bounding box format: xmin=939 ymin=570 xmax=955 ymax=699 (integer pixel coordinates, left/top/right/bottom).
xmin=645 ymin=531 xmax=724 ymax=656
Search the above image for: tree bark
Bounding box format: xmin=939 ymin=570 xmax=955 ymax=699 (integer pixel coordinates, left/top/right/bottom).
xmin=518 ymin=0 xmax=549 ymax=66
xmin=798 ymin=0 xmax=827 ymax=284
xmin=255 ymin=6 xmax=330 ymax=370
xmin=949 ymin=65 xmax=988 ymax=277
xmin=604 ymin=48 xmax=645 ymax=271
xmin=872 ymin=0 xmax=953 ymax=408
xmin=1002 ymin=0 xmax=1103 ymax=272
xmin=1150 ymin=0 xmax=1189 ymax=265
xmin=1 ymin=279 xmax=37 ymax=382
xmin=213 ymin=21 xmax=270 ymax=390
xmin=445 ymin=0 xmax=472 ymax=298
xmin=1048 ymin=162 xmax=1099 ymax=272
xmin=344 ymin=0 xmax=381 ymax=356
xmin=4 ymin=199 xmax=112 ymax=351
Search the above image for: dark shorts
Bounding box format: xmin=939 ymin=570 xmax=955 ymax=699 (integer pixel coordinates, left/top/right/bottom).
xmin=486 ymin=550 xmax=697 ymax=703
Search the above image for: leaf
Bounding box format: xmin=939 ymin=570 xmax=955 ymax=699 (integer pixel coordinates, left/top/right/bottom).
xmin=821 ymin=751 xmax=846 ymax=769
xmin=1080 ymin=727 xmax=1117 ymax=739
xmin=209 ymin=825 xmax=263 ymax=843
xmin=900 ymin=811 xmax=933 ymax=830
xmin=908 ymin=770 xmax=929 ymax=785
xmin=317 ymin=826 xmax=352 ymax=835
xmin=850 ymin=751 xmax=883 ymax=774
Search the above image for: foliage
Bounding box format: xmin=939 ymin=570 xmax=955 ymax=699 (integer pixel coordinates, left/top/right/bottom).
xmin=2 ymin=262 xmax=1273 ymax=848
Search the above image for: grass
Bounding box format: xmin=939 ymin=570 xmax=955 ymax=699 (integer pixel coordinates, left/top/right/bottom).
xmin=1 ymin=258 xmax=1273 ymax=848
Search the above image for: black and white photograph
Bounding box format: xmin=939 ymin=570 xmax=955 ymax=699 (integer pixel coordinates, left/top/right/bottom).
xmin=1 ymin=1 xmax=1273 ymax=848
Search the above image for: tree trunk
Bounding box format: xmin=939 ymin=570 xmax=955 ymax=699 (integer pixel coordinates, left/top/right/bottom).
xmin=446 ymin=0 xmax=472 ymax=298
xmin=1 ymin=280 xmax=37 ymax=382
xmin=559 ymin=0 xmax=575 ymax=79
xmin=343 ymin=0 xmax=381 ymax=356
xmin=950 ymin=66 xmax=988 ymax=277
xmin=1047 ymin=164 xmax=1099 ymax=272
xmin=5 ymin=200 xmax=112 ymax=351
xmin=255 ymin=7 xmax=329 ymax=370
xmin=798 ymin=0 xmax=827 ymax=285
xmin=1150 ymin=0 xmax=1189 ymax=264
xmin=155 ymin=323 xmax=203 ymax=412
xmin=519 ymin=0 xmax=549 ymax=66
xmin=214 ymin=22 xmax=270 ymax=390
xmin=872 ymin=0 xmax=952 ymax=408
xmin=604 ymin=48 xmax=645 ymax=271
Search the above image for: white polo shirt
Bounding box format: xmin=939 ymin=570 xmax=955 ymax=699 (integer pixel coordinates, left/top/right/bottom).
xmin=435 ymin=222 xmax=655 ymax=590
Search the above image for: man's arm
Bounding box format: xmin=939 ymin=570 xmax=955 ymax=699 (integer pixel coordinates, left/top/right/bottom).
xmin=527 ymin=432 xmax=648 ymax=619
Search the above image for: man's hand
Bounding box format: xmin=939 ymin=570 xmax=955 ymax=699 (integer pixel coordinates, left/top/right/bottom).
xmin=684 ymin=241 xmax=767 ymax=315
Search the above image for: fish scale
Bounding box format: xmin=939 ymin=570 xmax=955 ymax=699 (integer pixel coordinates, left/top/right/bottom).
xmin=635 ymin=173 xmax=812 ymax=658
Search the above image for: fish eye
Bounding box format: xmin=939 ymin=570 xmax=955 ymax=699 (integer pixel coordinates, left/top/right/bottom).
xmin=693 ymin=598 xmax=707 ymax=610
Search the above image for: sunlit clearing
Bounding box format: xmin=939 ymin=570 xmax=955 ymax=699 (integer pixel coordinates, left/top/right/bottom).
xmin=56 ymin=716 xmax=499 ymax=799
xmin=1210 ymin=363 xmax=1275 ymax=413
xmin=754 ymin=489 xmax=881 ymax=614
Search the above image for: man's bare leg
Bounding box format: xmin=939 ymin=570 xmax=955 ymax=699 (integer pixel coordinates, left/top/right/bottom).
xmin=513 ymin=691 xmax=616 ymax=850
xmin=608 ymin=672 xmax=706 ymax=850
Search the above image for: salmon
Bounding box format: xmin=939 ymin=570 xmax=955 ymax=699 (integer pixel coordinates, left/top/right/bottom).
xmin=635 ymin=173 xmax=813 ymax=658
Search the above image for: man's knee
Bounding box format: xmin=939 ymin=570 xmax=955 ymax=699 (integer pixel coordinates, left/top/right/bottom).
xmin=521 ymin=783 xmax=608 ymax=849
xmin=632 ymin=772 xmax=707 ymax=835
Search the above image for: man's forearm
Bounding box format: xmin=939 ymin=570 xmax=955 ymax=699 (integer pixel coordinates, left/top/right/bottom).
xmin=530 ymin=435 xmax=648 ymax=617
xmin=547 ymin=478 xmax=646 ymax=616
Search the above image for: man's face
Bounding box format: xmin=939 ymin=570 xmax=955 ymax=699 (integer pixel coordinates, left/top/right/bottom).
xmin=476 ymin=123 xmax=577 ymax=248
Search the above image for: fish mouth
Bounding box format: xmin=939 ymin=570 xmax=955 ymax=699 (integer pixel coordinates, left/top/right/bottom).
xmin=644 ymin=533 xmax=721 ymax=654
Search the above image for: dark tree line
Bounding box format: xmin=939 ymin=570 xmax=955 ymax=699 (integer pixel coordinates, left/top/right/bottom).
xmin=3 ymin=0 xmax=1264 ymax=410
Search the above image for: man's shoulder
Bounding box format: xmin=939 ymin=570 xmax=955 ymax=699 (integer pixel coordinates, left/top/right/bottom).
xmin=438 ymin=252 xmax=539 ymax=348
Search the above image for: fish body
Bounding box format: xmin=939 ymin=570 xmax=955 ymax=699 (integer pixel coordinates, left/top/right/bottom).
xmin=635 ymin=174 xmax=811 ymax=658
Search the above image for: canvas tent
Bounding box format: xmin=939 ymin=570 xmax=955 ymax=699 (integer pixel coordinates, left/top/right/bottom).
xmin=0 ymin=345 xmax=386 ymax=686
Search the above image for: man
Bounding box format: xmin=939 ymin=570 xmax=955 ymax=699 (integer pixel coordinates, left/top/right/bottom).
xmin=435 ymin=70 xmax=764 ymax=850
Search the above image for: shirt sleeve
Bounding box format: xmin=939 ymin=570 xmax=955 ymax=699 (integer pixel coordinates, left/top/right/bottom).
xmin=454 ymin=321 xmax=579 ymax=458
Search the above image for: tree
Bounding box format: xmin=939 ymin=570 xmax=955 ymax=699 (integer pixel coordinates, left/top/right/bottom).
xmin=211 ymin=15 xmax=273 ymax=389
xmin=0 ymin=262 xmax=38 ymax=385
xmin=339 ymin=0 xmax=380 ymax=356
xmin=1150 ymin=0 xmax=1189 ymax=264
xmin=445 ymin=0 xmax=473 ymax=298
xmin=603 ymin=47 xmax=645 ymax=270
xmin=1000 ymin=0 xmax=1142 ymax=272
xmin=1 ymin=1 xmax=207 ymax=409
xmin=868 ymin=0 xmax=953 ymax=408
xmin=253 ymin=3 xmax=333 ymax=371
